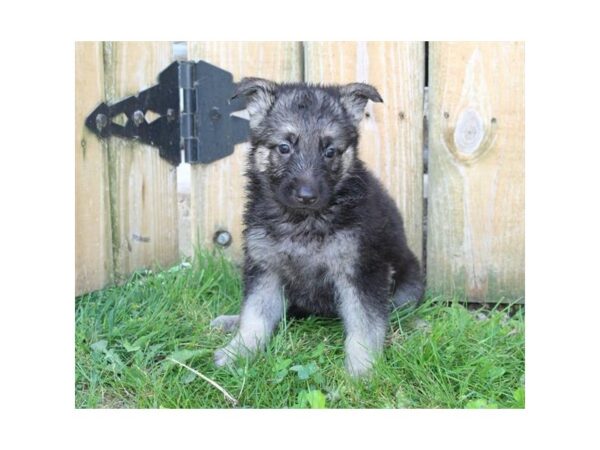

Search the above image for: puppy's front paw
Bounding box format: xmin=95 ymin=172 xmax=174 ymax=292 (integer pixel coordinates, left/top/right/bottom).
xmin=344 ymin=343 xmax=376 ymax=378
xmin=214 ymin=346 xmax=237 ymax=368
xmin=345 ymin=356 xmax=373 ymax=378
xmin=210 ymin=314 xmax=240 ymax=333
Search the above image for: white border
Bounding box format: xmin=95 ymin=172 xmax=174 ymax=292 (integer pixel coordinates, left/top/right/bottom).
xmin=3 ymin=0 xmax=600 ymax=448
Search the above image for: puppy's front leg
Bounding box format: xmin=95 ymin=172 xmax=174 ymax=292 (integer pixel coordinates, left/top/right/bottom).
xmin=335 ymin=277 xmax=388 ymax=377
xmin=214 ymin=269 xmax=284 ymax=367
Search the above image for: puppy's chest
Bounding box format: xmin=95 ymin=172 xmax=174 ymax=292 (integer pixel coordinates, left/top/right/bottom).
xmin=246 ymin=227 xmax=358 ymax=278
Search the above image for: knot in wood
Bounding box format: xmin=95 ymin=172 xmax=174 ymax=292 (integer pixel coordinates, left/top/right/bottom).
xmin=453 ymin=108 xmax=484 ymax=155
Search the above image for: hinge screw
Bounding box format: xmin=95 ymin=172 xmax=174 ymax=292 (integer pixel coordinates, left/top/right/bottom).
xmin=214 ymin=230 xmax=232 ymax=247
xmin=95 ymin=113 xmax=108 ymax=132
xmin=132 ymin=110 xmax=145 ymax=127
xmin=166 ymin=108 xmax=176 ymax=122
xmin=209 ymin=107 xmax=222 ymax=121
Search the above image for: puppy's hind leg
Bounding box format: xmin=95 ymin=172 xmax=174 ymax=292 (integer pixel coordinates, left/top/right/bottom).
xmin=391 ymin=255 xmax=425 ymax=309
xmin=214 ymin=270 xmax=284 ymax=367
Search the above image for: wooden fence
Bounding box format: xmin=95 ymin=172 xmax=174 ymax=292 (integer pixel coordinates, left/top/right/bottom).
xmin=75 ymin=41 xmax=524 ymax=303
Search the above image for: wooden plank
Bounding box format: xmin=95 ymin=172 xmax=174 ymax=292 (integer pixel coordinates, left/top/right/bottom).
xmin=187 ymin=42 xmax=303 ymax=260
xmin=427 ymin=42 xmax=525 ymax=302
xmin=303 ymin=42 xmax=425 ymax=262
xmin=75 ymin=42 xmax=113 ymax=295
xmin=103 ymin=42 xmax=179 ymax=281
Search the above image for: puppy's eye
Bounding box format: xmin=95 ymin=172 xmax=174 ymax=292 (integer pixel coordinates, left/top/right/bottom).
xmin=324 ymin=147 xmax=336 ymax=158
xmin=278 ymin=143 xmax=291 ymax=155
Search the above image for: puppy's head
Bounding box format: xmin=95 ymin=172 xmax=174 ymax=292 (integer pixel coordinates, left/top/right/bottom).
xmin=232 ymin=78 xmax=383 ymax=212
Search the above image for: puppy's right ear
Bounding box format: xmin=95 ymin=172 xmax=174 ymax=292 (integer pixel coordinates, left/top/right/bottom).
xmin=231 ymin=77 xmax=278 ymax=127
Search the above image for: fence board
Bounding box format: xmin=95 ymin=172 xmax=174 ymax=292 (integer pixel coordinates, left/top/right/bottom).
xmin=427 ymin=42 xmax=525 ymax=302
xmin=75 ymin=42 xmax=113 ymax=295
xmin=303 ymin=42 xmax=425 ymax=262
xmin=103 ymin=42 xmax=179 ymax=281
xmin=187 ymin=42 xmax=303 ymax=259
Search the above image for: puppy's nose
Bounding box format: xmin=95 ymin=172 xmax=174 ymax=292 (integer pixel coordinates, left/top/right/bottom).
xmin=295 ymin=185 xmax=318 ymax=205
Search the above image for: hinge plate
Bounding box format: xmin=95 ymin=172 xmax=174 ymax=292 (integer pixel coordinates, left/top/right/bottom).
xmin=84 ymin=61 xmax=249 ymax=166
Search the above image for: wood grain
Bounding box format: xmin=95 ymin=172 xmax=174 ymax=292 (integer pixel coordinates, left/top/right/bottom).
xmin=75 ymin=42 xmax=113 ymax=295
xmin=427 ymin=42 xmax=525 ymax=302
xmin=187 ymin=42 xmax=303 ymax=260
xmin=303 ymin=42 xmax=425 ymax=262
xmin=103 ymin=42 xmax=179 ymax=280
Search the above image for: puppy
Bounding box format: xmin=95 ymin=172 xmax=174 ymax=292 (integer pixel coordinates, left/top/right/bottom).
xmin=211 ymin=78 xmax=424 ymax=376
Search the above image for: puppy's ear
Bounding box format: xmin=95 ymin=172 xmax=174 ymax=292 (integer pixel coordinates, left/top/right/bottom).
xmin=231 ymin=77 xmax=278 ymax=127
xmin=339 ymin=82 xmax=383 ymax=125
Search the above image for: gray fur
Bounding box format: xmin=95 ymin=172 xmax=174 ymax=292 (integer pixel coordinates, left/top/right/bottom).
xmin=210 ymin=314 xmax=240 ymax=333
xmin=245 ymin=227 xmax=358 ymax=279
xmin=214 ymin=271 xmax=284 ymax=367
xmin=334 ymin=275 xmax=387 ymax=376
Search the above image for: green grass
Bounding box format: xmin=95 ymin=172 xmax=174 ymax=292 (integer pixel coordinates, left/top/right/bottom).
xmin=75 ymin=250 xmax=525 ymax=409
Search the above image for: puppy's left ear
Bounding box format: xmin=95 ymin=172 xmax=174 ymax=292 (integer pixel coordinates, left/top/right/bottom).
xmin=339 ymin=83 xmax=383 ymax=125
xmin=231 ymin=77 xmax=278 ymax=127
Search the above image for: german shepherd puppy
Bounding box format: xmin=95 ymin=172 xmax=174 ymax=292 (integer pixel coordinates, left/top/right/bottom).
xmin=211 ymin=78 xmax=424 ymax=376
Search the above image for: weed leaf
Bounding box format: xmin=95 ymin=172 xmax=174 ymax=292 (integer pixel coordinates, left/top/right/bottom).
xmin=290 ymin=362 xmax=318 ymax=380
xmin=298 ymin=389 xmax=327 ymax=408
xmin=182 ymin=371 xmax=197 ymax=384
xmin=90 ymin=340 xmax=108 ymax=353
xmin=122 ymin=340 xmax=141 ymax=352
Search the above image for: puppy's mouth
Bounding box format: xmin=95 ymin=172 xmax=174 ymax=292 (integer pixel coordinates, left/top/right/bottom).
xmin=274 ymin=191 xmax=328 ymax=214
xmin=284 ymin=199 xmax=326 ymax=213
xmin=290 ymin=203 xmax=323 ymax=213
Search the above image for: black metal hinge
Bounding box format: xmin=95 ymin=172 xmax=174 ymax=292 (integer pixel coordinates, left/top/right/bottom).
xmin=85 ymin=61 xmax=249 ymax=166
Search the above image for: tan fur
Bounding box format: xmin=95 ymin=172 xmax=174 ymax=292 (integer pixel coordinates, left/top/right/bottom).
xmin=254 ymin=146 xmax=270 ymax=172
xmin=341 ymin=146 xmax=355 ymax=175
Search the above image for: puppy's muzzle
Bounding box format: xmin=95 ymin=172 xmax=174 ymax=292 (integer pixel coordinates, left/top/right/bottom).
xmin=294 ymin=184 xmax=318 ymax=205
